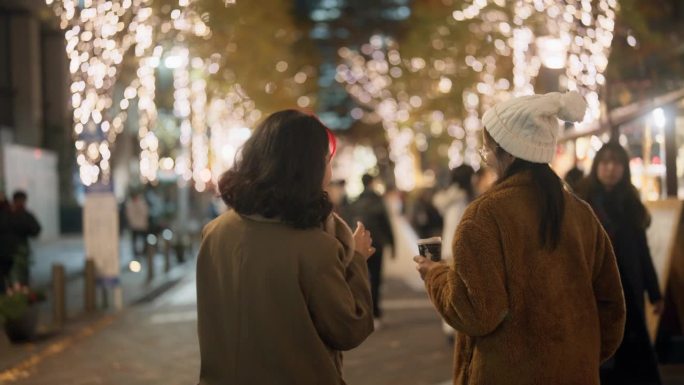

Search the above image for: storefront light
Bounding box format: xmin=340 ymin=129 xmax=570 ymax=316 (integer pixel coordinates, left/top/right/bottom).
xmin=653 ymin=108 xmax=666 ymax=129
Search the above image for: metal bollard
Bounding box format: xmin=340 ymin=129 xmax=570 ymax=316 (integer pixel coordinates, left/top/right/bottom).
xmin=84 ymin=259 xmax=97 ymax=312
xmin=164 ymin=238 xmax=171 ymax=273
xmin=51 ymin=264 xmax=66 ymax=327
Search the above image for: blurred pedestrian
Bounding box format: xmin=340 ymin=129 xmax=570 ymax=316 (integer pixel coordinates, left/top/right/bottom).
xmin=432 ymin=165 xmax=476 ymax=341
xmin=433 ymin=165 xmax=475 ymax=260
xmin=144 ymin=185 xmax=164 ymax=235
xmin=352 ymin=173 xmax=395 ymax=328
xmin=0 ymin=192 xmax=13 ymax=292
xmin=564 ymin=165 xmax=585 ymax=192
xmin=9 ymin=190 xmax=41 ymax=285
xmin=577 ymin=141 xmax=663 ymax=385
xmin=197 ymin=110 xmax=374 ymax=385
xmin=414 ymin=91 xmax=625 ymax=384
xmin=328 ymin=179 xmax=355 ymax=227
xmin=407 ymin=188 xmax=443 ymax=239
xmin=125 ymin=191 xmax=149 ymax=258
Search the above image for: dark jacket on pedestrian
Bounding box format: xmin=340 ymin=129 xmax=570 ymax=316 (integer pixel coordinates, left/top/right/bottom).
xmin=584 ymin=188 xmax=661 ymax=311
xmin=407 ymin=189 xmax=443 ymax=239
xmin=334 ymin=195 xmax=356 ymax=230
xmin=0 ymin=205 xmax=13 ymax=258
xmin=579 ymin=186 xmax=662 ymax=384
xmin=196 ymin=211 xmax=373 ymax=385
xmin=352 ymin=189 xmax=394 ymax=250
xmin=9 ymin=208 xmax=41 ymax=250
xmin=425 ymin=171 xmax=626 ymax=385
xmin=0 ymin=205 xmax=14 ymax=290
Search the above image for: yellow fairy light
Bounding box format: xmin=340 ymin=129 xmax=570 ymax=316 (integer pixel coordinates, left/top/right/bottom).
xmin=337 ymin=0 xmax=618 ymax=181
xmin=46 ymin=0 xmax=155 ymax=185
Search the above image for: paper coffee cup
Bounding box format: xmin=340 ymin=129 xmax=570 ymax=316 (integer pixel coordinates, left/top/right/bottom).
xmin=417 ymin=237 xmax=442 ymax=262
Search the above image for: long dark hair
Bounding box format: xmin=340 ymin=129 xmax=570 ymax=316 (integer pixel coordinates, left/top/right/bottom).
xmin=578 ymin=141 xmax=649 ymax=229
xmin=485 ymin=130 xmax=565 ymax=250
xmin=218 ymin=110 xmax=335 ymax=229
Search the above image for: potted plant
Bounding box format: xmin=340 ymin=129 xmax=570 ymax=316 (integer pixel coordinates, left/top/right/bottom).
xmin=0 ymin=283 xmax=46 ymax=343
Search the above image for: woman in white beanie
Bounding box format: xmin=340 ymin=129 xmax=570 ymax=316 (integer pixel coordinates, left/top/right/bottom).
xmin=414 ymin=91 xmax=626 ymax=385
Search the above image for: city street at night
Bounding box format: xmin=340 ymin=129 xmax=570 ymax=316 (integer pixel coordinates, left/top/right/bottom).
xmin=1 ymin=0 xmax=684 ymax=384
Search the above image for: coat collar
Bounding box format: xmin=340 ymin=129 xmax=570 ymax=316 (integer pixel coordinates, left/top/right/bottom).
xmin=324 ymin=213 xmax=356 ymax=267
xmin=484 ymin=169 xmax=533 ymax=196
xmin=240 ymin=211 xmax=356 ymax=267
xmin=240 ymin=213 xmax=282 ymax=224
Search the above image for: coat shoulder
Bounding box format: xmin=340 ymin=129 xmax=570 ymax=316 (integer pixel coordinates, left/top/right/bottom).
xmin=460 ymin=190 xmax=499 ymax=225
xmin=564 ymin=190 xmax=603 ymax=228
xmin=201 ymin=210 xmax=341 ymax=258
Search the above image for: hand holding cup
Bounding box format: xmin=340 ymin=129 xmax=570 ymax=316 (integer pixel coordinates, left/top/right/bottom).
xmin=414 ymin=237 xmax=444 ymax=280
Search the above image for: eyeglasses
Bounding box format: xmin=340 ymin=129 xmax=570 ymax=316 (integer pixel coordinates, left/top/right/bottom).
xmin=478 ymin=147 xmax=491 ymax=161
xmin=478 ymin=144 xmax=500 ymax=161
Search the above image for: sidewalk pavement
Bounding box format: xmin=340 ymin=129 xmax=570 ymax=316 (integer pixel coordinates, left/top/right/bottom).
xmin=0 ymin=269 xmax=455 ymax=385
xmin=0 ymin=232 xmax=196 ymax=375
xmin=4 ymin=249 xmax=684 ymax=385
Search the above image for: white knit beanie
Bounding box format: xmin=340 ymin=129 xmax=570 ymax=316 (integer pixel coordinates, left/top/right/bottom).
xmin=481 ymin=91 xmax=588 ymax=163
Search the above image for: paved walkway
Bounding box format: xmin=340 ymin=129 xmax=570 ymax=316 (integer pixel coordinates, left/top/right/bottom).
xmin=1 ymin=268 xmax=454 ymax=385
xmin=0 ymin=232 xmax=196 ymax=376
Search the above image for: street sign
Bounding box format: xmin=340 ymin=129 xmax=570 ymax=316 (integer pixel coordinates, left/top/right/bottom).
xmin=83 ymin=192 xmax=120 ymax=280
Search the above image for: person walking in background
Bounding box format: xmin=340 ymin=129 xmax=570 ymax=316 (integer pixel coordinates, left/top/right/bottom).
xmin=433 ymin=165 xmax=475 ymax=260
xmin=414 ymin=91 xmax=625 ymax=384
xmin=0 ymin=192 xmax=13 ymax=292
xmin=328 ymin=179 xmax=355 ymax=227
xmin=352 ymin=173 xmax=395 ymax=329
xmin=125 ymin=191 xmax=150 ymax=259
xmin=407 ymin=187 xmax=443 ymax=239
xmin=8 ymin=190 xmax=41 ymax=285
xmin=197 ymin=110 xmax=374 ymax=385
xmin=577 ymin=141 xmax=663 ymax=385
xmin=432 ymin=165 xmax=476 ymax=342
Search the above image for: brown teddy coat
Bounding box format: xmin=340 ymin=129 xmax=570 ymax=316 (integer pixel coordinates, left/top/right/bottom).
xmin=425 ymin=171 xmax=626 ymax=385
xmin=196 ymin=210 xmax=373 ymax=385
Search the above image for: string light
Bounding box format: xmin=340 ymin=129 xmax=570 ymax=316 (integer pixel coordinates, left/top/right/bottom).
xmin=46 ymin=0 xmax=154 ymax=186
xmin=45 ymin=0 xmax=342 ymax=190
xmin=336 ymin=0 xmax=618 ymax=190
xmin=137 ymin=46 xmax=162 ymax=182
xmin=207 ymin=85 xmax=261 ymax=183
xmin=172 ymin=46 xmax=193 ymax=184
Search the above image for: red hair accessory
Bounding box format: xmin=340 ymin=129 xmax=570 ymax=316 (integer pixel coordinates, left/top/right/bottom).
xmin=326 ymin=127 xmax=337 ymax=158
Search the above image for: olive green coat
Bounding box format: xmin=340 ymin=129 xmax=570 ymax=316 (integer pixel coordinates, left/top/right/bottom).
xmin=197 ymin=211 xmax=373 ymax=385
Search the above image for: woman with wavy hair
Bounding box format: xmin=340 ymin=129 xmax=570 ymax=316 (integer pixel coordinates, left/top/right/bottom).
xmin=196 ymin=110 xmax=375 ymax=385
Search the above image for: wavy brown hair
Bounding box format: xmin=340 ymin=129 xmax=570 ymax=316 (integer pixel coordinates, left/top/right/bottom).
xmin=218 ymin=110 xmax=335 ymax=229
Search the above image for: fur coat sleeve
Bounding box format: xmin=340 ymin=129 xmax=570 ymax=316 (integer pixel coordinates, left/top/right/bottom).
xmin=425 ymin=211 xmax=510 ymax=337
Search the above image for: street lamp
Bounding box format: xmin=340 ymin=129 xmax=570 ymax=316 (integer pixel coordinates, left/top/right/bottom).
xmin=536 ymin=36 xmax=567 ymax=69
xmin=653 ymin=107 xmax=666 ymax=129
